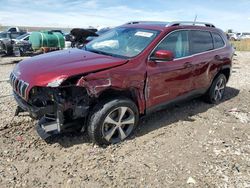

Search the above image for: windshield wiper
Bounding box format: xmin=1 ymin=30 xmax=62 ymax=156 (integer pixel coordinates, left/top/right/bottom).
xmin=84 ymin=47 xmax=128 ymax=59
xmin=87 ymin=49 xmax=118 ymax=57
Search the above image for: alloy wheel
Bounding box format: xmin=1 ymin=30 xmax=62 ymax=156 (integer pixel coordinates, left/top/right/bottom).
xmin=214 ymin=77 xmax=226 ymax=101
xmin=102 ymin=106 xmax=135 ymax=143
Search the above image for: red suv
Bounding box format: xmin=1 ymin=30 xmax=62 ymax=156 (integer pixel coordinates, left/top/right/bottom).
xmin=10 ymin=21 xmax=234 ymax=145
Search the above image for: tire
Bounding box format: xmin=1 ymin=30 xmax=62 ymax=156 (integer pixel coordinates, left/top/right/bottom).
xmin=0 ymin=42 xmax=7 ymax=55
xmin=5 ymin=44 xmax=13 ymax=56
xmin=204 ymin=74 xmax=227 ymax=104
xmin=88 ymin=97 xmax=139 ymax=145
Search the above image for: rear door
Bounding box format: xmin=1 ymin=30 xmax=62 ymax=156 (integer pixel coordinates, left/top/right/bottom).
xmin=146 ymin=30 xmax=194 ymax=109
xmin=189 ymin=30 xmax=215 ymax=90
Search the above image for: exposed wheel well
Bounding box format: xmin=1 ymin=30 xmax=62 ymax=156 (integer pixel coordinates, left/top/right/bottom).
xmin=218 ymin=68 xmax=230 ymax=82
xmin=97 ymin=88 xmax=139 ymax=108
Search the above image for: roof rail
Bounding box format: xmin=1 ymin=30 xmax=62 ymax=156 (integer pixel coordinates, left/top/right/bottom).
xmin=167 ymin=21 xmax=215 ymax=28
xmin=126 ymin=21 xmax=169 ymax=25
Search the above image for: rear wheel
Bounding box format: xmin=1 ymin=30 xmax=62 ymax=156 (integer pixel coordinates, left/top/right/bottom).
xmin=88 ymin=98 xmax=139 ymax=145
xmin=204 ymin=74 xmax=227 ymax=104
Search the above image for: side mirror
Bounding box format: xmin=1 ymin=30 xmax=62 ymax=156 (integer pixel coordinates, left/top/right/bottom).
xmin=151 ymin=50 xmax=174 ymax=62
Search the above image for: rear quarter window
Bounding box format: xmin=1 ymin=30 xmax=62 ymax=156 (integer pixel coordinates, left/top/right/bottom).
xmin=190 ymin=30 xmax=213 ymax=54
xmin=213 ymin=33 xmax=225 ymax=49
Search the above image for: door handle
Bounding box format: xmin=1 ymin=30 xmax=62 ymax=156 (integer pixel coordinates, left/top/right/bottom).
xmin=214 ymin=55 xmax=222 ymax=60
xmin=184 ymin=62 xmax=193 ymax=68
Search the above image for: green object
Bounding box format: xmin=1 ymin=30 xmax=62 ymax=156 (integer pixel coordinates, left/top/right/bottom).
xmin=29 ymin=31 xmax=65 ymax=50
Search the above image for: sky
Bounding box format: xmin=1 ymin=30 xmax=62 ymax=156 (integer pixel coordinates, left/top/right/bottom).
xmin=0 ymin=0 xmax=250 ymax=32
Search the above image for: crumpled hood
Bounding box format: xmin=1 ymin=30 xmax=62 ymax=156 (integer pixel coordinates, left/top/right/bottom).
xmin=13 ymin=48 xmax=128 ymax=87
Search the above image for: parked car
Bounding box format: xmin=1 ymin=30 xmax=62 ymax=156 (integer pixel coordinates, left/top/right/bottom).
xmin=239 ymin=32 xmax=250 ymax=40
xmin=85 ymin=27 xmax=111 ymax=44
xmin=66 ymin=28 xmax=98 ymax=48
xmin=13 ymin=33 xmax=30 ymax=41
xmin=12 ymin=33 xmax=32 ymax=56
xmin=6 ymin=27 xmax=26 ymax=33
xmin=0 ymin=31 xmax=27 ymax=55
xmin=10 ymin=21 xmax=234 ymax=145
xmin=227 ymin=33 xmax=241 ymax=41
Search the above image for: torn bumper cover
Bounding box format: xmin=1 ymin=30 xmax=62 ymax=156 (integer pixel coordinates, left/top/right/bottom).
xmin=14 ymin=90 xmax=89 ymax=139
xmin=14 ymin=92 xmax=55 ymax=119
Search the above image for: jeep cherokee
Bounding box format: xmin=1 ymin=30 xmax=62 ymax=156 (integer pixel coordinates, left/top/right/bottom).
xmin=10 ymin=21 xmax=234 ymax=145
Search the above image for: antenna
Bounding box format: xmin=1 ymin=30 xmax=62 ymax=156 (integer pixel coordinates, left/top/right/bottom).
xmin=193 ymin=15 xmax=198 ymax=25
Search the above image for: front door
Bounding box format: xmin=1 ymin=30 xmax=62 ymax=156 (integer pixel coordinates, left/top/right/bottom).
xmin=146 ymin=30 xmax=194 ymax=109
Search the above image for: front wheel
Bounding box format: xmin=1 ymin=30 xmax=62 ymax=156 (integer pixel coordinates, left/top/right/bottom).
xmin=204 ymin=74 xmax=227 ymax=104
xmin=88 ymin=98 xmax=139 ymax=145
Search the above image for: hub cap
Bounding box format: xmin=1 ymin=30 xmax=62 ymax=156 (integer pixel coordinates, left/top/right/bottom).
xmin=102 ymin=107 xmax=135 ymax=143
xmin=214 ymin=78 xmax=225 ymax=101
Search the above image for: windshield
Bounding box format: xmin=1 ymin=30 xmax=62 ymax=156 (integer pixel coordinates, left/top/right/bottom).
xmin=85 ymin=27 xmax=159 ymax=58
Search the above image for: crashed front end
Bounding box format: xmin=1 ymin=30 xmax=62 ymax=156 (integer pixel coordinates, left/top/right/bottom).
xmin=10 ymin=72 xmax=91 ymax=139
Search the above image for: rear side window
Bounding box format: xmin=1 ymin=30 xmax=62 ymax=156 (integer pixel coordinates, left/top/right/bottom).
xmin=213 ymin=33 xmax=225 ymax=49
xmin=155 ymin=30 xmax=189 ymax=58
xmin=190 ymin=31 xmax=213 ymax=54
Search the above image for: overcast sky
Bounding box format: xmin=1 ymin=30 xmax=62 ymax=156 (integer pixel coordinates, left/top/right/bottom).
xmin=0 ymin=0 xmax=250 ymax=32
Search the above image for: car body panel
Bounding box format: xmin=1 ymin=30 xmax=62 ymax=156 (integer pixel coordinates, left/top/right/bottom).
xmin=146 ymin=57 xmax=194 ymax=108
xmin=13 ymin=48 xmax=129 ymax=88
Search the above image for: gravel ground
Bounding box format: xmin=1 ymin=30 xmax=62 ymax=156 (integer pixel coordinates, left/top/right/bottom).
xmin=0 ymin=52 xmax=249 ymax=188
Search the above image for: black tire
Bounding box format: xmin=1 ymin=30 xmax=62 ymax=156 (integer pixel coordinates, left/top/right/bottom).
xmin=5 ymin=43 xmax=13 ymax=56
xmin=88 ymin=97 xmax=139 ymax=145
xmin=0 ymin=42 xmax=7 ymax=55
xmin=204 ymin=74 xmax=227 ymax=104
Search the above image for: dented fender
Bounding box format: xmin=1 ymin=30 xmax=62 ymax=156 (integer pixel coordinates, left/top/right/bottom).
xmin=76 ymin=76 xmax=112 ymax=97
xmin=76 ymin=71 xmax=146 ymax=114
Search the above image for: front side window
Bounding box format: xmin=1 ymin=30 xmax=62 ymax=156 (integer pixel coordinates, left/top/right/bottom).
xmin=85 ymin=27 xmax=159 ymax=58
xmin=154 ymin=30 xmax=189 ymax=59
xmin=190 ymin=30 xmax=213 ymax=54
xmin=213 ymin=33 xmax=225 ymax=49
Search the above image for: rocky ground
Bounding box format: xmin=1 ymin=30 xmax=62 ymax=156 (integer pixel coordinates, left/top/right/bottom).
xmin=0 ymin=52 xmax=249 ymax=188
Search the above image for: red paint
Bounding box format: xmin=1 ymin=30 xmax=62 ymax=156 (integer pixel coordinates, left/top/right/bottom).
xmin=13 ymin=23 xmax=234 ymax=114
xmin=154 ymin=50 xmax=174 ymax=61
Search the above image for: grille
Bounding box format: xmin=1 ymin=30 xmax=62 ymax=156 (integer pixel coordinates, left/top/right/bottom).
xmin=10 ymin=72 xmax=29 ymax=99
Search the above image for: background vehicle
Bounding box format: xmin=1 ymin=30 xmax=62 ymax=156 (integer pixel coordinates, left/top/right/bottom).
xmin=65 ymin=28 xmax=98 ymax=48
xmin=11 ymin=21 xmax=234 ymax=145
xmin=12 ymin=33 xmax=32 ymax=56
xmin=239 ymin=32 xmax=250 ymax=40
xmin=6 ymin=27 xmax=26 ymax=33
xmin=227 ymin=32 xmax=241 ymax=41
xmin=0 ymin=31 xmax=27 ymax=55
xmin=13 ymin=33 xmax=30 ymax=41
xmin=85 ymin=27 xmax=111 ymax=44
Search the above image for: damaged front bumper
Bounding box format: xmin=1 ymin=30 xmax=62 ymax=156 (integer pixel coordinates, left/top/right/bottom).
xmin=13 ymin=88 xmax=90 ymax=139
xmin=14 ymin=92 xmax=55 ymax=119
